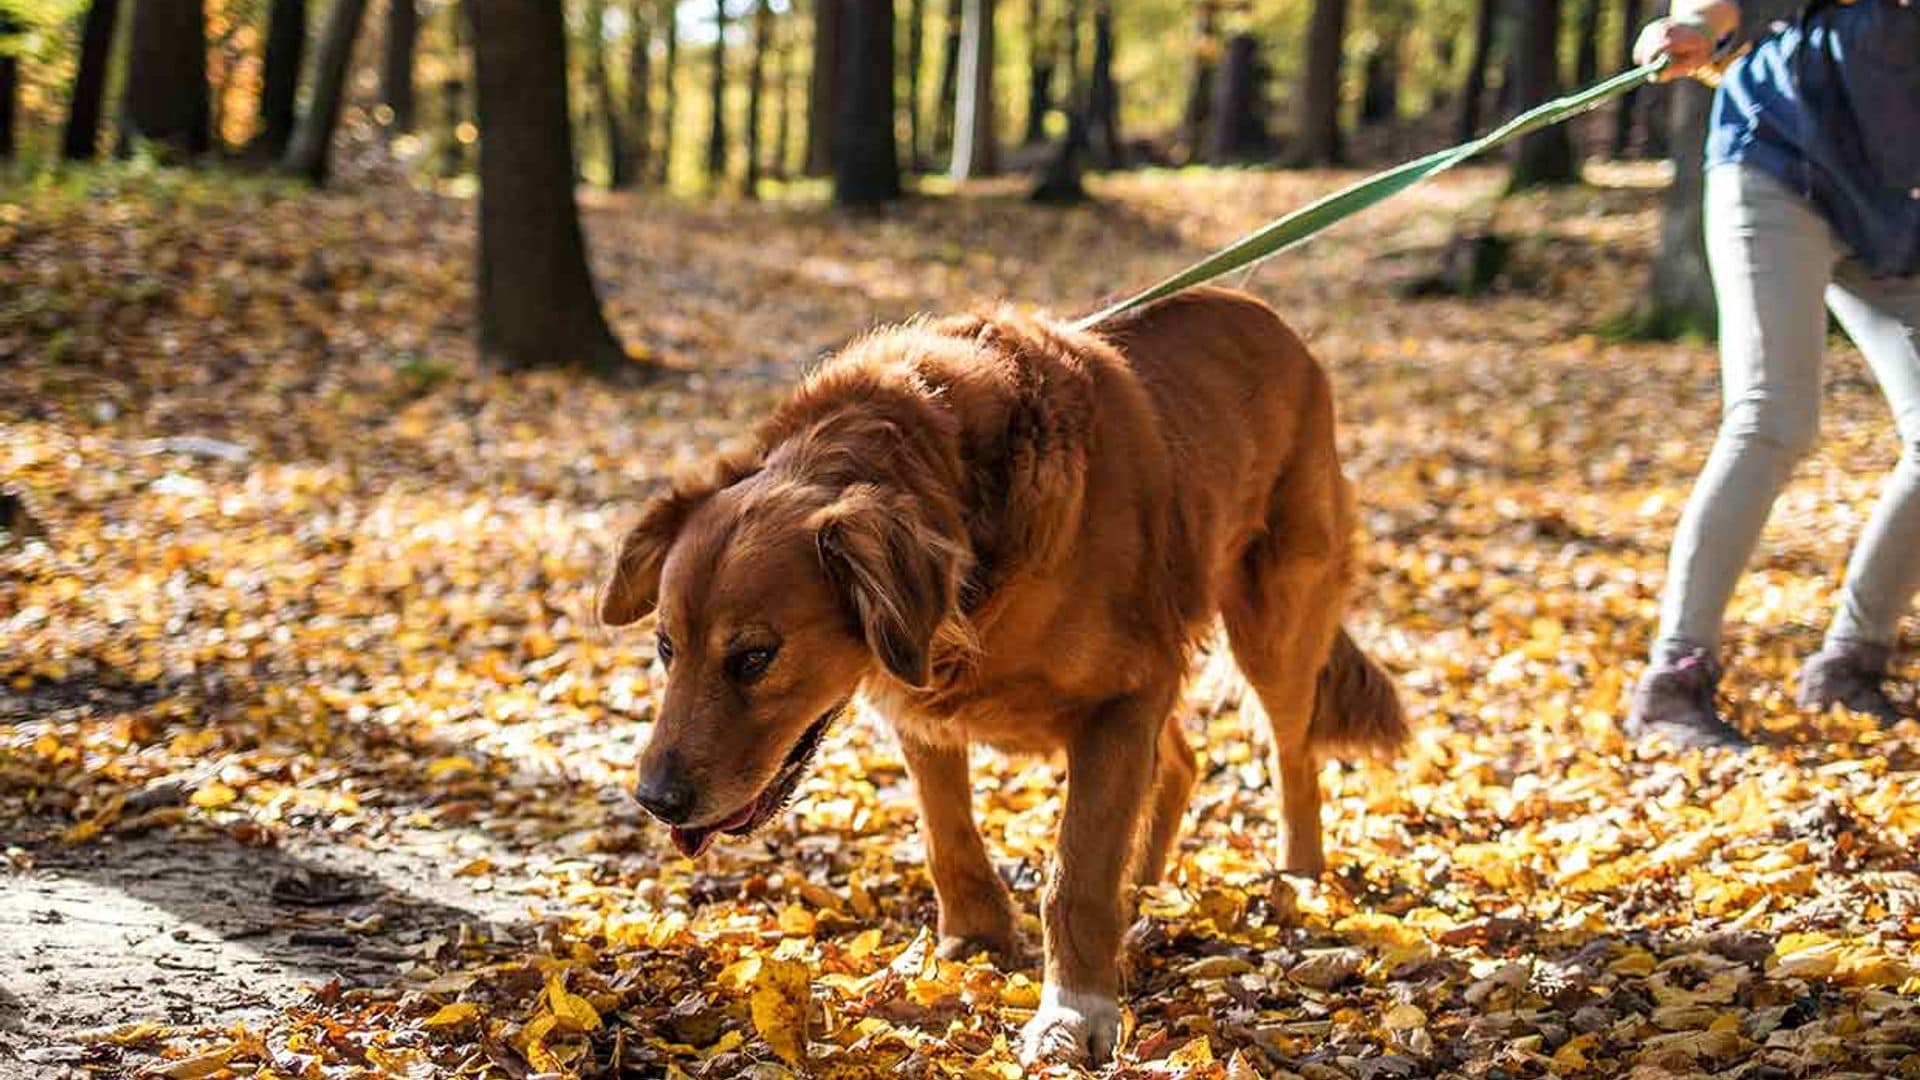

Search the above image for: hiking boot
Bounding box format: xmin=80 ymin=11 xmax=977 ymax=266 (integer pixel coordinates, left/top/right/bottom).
xmin=1796 ymin=641 xmax=1908 ymax=724
xmin=1627 ymin=648 xmax=1750 ymax=750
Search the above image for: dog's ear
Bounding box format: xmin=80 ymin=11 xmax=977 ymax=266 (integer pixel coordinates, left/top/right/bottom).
xmin=812 ymin=486 xmax=963 ymax=688
xmin=600 ymin=451 xmax=759 ymax=626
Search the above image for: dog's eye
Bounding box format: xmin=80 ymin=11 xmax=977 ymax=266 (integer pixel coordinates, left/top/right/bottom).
xmin=727 ymin=646 xmax=777 ymax=684
xmin=655 ymin=634 xmax=675 ymax=668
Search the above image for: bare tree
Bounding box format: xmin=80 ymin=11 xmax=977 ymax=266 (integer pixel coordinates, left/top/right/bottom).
xmin=908 ymin=0 xmax=928 ymax=165
xmin=1455 ymin=0 xmax=1496 ymax=141
xmin=587 ymin=0 xmax=628 ymax=187
xmin=63 ymin=0 xmax=122 ymax=160
xmin=806 ymin=0 xmax=842 ymax=175
xmin=1288 ymin=0 xmax=1347 ymax=166
xmin=659 ymin=0 xmax=679 ymax=185
xmin=707 ymin=0 xmax=729 ymax=188
xmin=121 ymin=0 xmax=210 ymax=157
xmin=1208 ymin=32 xmax=1269 ymax=162
xmin=949 ymin=0 xmax=996 ymax=178
xmin=1022 ymin=0 xmax=1052 ymax=145
xmin=1637 ymin=80 xmax=1716 ymax=335
xmin=285 ymin=0 xmax=371 ymax=184
xmin=931 ymin=0 xmax=960 ymax=156
xmin=468 ymin=0 xmax=630 ymax=373
xmin=1083 ymin=0 xmax=1118 ymax=167
xmin=835 ymin=0 xmax=900 ymax=203
xmin=622 ymin=0 xmax=653 ymax=186
xmin=1611 ymin=0 xmax=1645 ymax=157
xmin=1181 ymin=1 xmax=1217 ymax=159
xmin=382 ymin=0 xmax=419 ymax=136
xmin=1507 ymin=0 xmax=1578 ymax=189
xmin=744 ymin=0 xmax=771 ymax=195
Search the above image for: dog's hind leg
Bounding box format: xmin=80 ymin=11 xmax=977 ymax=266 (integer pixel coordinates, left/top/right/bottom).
xmin=1134 ymin=712 xmax=1197 ymax=887
xmin=898 ymin=735 xmax=1020 ymax=964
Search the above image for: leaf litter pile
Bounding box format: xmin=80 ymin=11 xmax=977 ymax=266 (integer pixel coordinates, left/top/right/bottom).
xmin=4 ymin=166 xmax=1919 ymax=1079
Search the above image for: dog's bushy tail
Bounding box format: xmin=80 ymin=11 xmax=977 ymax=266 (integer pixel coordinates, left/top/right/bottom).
xmin=1308 ymin=628 xmax=1409 ymax=756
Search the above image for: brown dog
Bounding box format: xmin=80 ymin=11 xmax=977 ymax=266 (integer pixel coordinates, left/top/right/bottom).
xmin=599 ymin=286 xmax=1406 ymax=1065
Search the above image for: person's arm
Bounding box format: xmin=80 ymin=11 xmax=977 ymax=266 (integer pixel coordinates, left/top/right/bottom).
xmin=1634 ymin=0 xmax=1741 ymax=79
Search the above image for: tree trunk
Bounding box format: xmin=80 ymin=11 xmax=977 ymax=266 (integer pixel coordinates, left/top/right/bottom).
xmin=1083 ymin=0 xmax=1118 ymax=168
xmin=622 ymin=0 xmax=652 ymax=186
xmin=588 ymin=0 xmax=627 ymax=187
xmin=908 ymin=0 xmax=926 ymax=166
xmin=806 ymin=0 xmax=842 ymax=175
xmin=1288 ymin=0 xmax=1346 ymax=166
xmin=932 ymin=0 xmax=961 ymax=157
xmin=121 ymin=0 xmax=210 ymax=157
xmin=1360 ymin=32 xmax=1399 ymax=126
xmin=1207 ymin=32 xmax=1266 ymax=162
xmin=63 ymin=0 xmax=122 ymax=160
xmin=774 ymin=20 xmax=793 ymax=177
xmin=659 ymin=0 xmax=679 ymax=184
xmin=1030 ymin=95 xmax=1087 ymax=203
xmin=1022 ymin=0 xmax=1050 ymax=145
xmin=1507 ymin=0 xmax=1577 ymax=189
xmin=707 ymin=0 xmax=729 ymax=189
xmin=834 ymin=0 xmax=900 ymax=203
xmin=382 ymin=0 xmax=418 ymax=136
xmin=1611 ymin=0 xmax=1644 ymax=157
xmin=1181 ymin=0 xmax=1215 ymax=159
xmin=439 ymin=1 xmax=469 ymax=175
xmin=1575 ymin=0 xmax=1602 ymax=86
xmin=0 ymin=55 xmax=14 ymax=160
xmin=1062 ymin=0 xmax=1081 ymax=108
xmin=284 ymin=0 xmax=370 ymax=184
xmin=1639 ymin=80 xmax=1715 ymax=335
xmin=745 ymin=0 xmax=770 ymax=196
xmin=1455 ymin=0 xmax=1495 ymax=141
xmin=949 ymin=0 xmax=995 ymax=178
xmin=467 ymin=0 xmax=628 ymax=373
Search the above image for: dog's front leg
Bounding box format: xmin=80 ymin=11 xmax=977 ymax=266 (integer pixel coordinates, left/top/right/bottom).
xmin=899 ymin=735 xmax=1020 ymax=963
xmin=1020 ymin=687 xmax=1172 ymax=1067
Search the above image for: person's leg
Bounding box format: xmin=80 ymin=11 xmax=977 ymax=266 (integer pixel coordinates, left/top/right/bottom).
xmin=1798 ymin=264 xmax=1920 ymax=721
xmin=1633 ymin=165 xmax=1836 ymax=745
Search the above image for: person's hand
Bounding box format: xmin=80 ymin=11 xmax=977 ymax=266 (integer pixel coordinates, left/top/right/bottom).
xmin=1633 ymin=17 xmax=1716 ymax=79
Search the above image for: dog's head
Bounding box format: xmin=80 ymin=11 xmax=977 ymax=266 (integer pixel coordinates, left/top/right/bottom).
xmin=601 ymin=460 xmax=965 ymax=857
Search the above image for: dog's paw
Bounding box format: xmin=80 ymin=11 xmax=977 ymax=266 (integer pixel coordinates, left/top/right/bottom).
xmin=936 ymin=932 xmax=1020 ymax=966
xmin=1018 ymin=986 xmax=1120 ymax=1067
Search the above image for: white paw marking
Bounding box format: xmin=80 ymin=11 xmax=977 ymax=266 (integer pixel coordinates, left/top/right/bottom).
xmin=1019 ymin=984 xmax=1121 ymax=1066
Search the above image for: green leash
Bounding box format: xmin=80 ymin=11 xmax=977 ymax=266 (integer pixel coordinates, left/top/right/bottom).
xmin=1075 ymin=59 xmax=1669 ymax=330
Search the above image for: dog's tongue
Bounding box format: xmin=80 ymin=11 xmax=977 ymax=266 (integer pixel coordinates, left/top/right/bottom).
xmin=667 ymin=800 xmax=761 ymax=859
xmin=669 ymin=825 xmax=718 ymax=859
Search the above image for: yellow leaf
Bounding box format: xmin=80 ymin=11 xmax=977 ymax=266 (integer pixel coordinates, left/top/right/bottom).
xmin=426 ymin=755 xmax=476 ymax=780
xmin=779 ymin=903 xmax=817 ymax=937
xmin=544 ymin=974 xmax=602 ymax=1032
xmin=190 ymin=782 xmax=238 ymax=810
xmin=453 ymin=857 xmax=493 ymax=878
xmin=1167 ymin=1035 xmax=1214 ymax=1070
xmin=749 ymin=957 xmax=811 ymax=1066
xmin=146 ymin=1044 xmax=235 ymax=1080
xmin=1382 ymin=1003 xmax=1426 ymax=1031
xmin=421 ymin=1002 xmax=481 ymax=1029
xmin=1552 ymin=1033 xmax=1597 ymax=1071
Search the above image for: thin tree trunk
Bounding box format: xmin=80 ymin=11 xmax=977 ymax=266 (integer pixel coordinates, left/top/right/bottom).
xmin=284 ymin=0 xmax=370 ymax=184
xmin=1022 ymin=0 xmax=1050 ymax=145
xmin=622 ymin=0 xmax=652 ymax=186
xmin=1612 ymin=0 xmax=1645 ymax=157
xmin=932 ymin=0 xmax=960 ymax=157
xmin=63 ymin=0 xmax=122 ymax=160
xmin=1062 ymin=0 xmax=1081 ymax=108
xmin=1640 ymin=79 xmax=1715 ymax=335
xmin=1455 ymin=0 xmax=1495 ymax=142
xmin=1207 ymin=31 xmax=1265 ymax=162
xmin=1507 ymin=0 xmax=1577 ymax=189
xmin=467 ymin=0 xmax=629 ymax=373
xmin=1181 ymin=0 xmax=1215 ymax=159
xmin=835 ymin=0 xmax=900 ymax=203
xmin=659 ymin=0 xmax=679 ymax=185
xmin=588 ymin=0 xmax=627 ymax=187
xmin=440 ymin=1 xmax=469 ymax=175
xmin=908 ymin=0 xmax=926 ymax=167
xmin=1360 ymin=30 xmax=1399 ymax=125
xmin=1575 ymin=0 xmax=1602 ymax=86
xmin=382 ymin=0 xmax=418 ymax=136
xmin=0 ymin=55 xmax=14 ymax=159
xmin=773 ymin=20 xmax=793 ymax=177
xmin=806 ymin=0 xmax=841 ymax=175
xmin=1288 ymin=0 xmax=1346 ymax=166
xmin=1083 ymin=0 xmax=1118 ymax=168
xmin=949 ymin=0 xmax=995 ymax=178
xmin=745 ymin=0 xmax=770 ymax=196
xmin=121 ymin=0 xmax=210 ymax=157
xmin=707 ymin=0 xmax=729 ymax=188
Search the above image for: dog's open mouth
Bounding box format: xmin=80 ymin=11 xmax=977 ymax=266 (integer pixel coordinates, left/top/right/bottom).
xmin=667 ymin=703 xmax=844 ymax=859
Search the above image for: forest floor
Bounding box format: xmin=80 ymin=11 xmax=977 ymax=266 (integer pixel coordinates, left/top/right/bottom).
xmin=3 ymin=163 xmax=1919 ymax=1080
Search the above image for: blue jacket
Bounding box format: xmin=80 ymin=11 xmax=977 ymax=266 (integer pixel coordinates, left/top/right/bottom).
xmin=1706 ymin=0 xmax=1920 ymax=277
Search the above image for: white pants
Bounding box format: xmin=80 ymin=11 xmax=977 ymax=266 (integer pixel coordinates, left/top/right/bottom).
xmin=1655 ymin=164 xmax=1920 ymax=660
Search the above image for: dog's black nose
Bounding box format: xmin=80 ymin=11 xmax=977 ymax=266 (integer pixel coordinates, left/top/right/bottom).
xmin=633 ymin=772 xmax=696 ymax=824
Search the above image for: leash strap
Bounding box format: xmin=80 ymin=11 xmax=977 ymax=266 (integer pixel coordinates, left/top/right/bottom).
xmin=1075 ymin=59 xmax=1669 ymax=330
